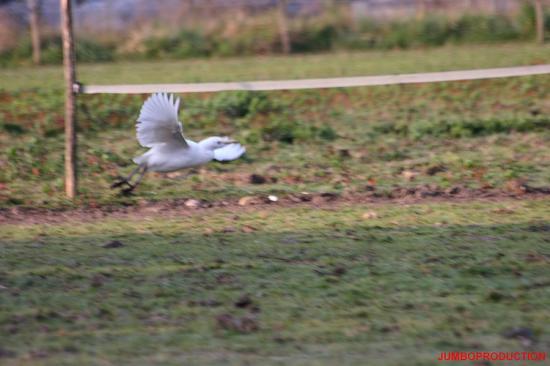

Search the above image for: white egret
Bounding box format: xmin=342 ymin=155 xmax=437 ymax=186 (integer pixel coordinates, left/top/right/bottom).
xmin=112 ymin=93 xmax=246 ymax=193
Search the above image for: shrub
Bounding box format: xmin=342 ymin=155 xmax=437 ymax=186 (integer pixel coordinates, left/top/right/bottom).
xmin=291 ymin=24 xmax=339 ymax=52
xmin=318 ymin=125 xmax=337 ymax=141
xmin=261 ymin=118 xmax=337 ymax=144
xmin=144 ymin=29 xmax=212 ymax=59
xmin=450 ymin=15 xmax=520 ymax=43
xmin=77 ymin=39 xmax=115 ymax=62
xmin=0 ymin=36 xmax=114 ymax=65
xmin=1 ymin=122 xmax=26 ymax=135
xmin=208 ymin=91 xmax=275 ymax=118
xmin=212 ymin=24 xmax=280 ymax=56
xmin=371 ymin=116 xmax=550 ymax=140
xmin=261 ymin=118 xmax=308 ymax=143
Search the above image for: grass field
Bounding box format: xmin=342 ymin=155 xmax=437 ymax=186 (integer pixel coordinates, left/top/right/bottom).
xmin=1 ymin=200 xmax=549 ymax=365
xmin=1 ymin=74 xmax=549 ymax=208
xmin=0 ymin=44 xmax=549 ymax=365
xmin=1 ymin=43 xmax=549 ymax=90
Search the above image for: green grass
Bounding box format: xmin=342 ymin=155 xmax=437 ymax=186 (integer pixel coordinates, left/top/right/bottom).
xmin=0 ymin=43 xmax=549 ymax=91
xmin=1 ymin=199 xmax=549 ymax=365
xmin=2 ymin=4 xmax=547 ymax=66
xmin=1 ymin=44 xmax=549 ymax=365
xmin=1 ymin=72 xmax=549 ymax=208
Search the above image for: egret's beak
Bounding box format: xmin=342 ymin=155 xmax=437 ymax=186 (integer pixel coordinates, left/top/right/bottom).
xmin=223 ymin=139 xmax=238 ymax=145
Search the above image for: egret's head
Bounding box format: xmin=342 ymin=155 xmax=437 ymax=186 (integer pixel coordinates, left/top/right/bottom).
xmin=200 ymin=136 xmax=237 ymax=151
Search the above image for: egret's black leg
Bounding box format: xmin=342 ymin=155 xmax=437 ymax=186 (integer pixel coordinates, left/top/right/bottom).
xmin=120 ymin=166 xmax=148 ymax=195
xmin=110 ymin=178 xmax=132 ymax=189
xmin=134 ymin=166 xmax=147 ymax=187
xmin=111 ymin=165 xmax=141 ymax=189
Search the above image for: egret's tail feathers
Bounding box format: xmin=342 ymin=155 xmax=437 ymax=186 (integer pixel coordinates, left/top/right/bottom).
xmin=214 ymin=143 xmax=246 ymax=162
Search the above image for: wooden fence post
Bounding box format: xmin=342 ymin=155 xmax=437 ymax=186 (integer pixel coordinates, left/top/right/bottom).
xmin=27 ymin=0 xmax=41 ymax=65
xmin=60 ymin=0 xmax=77 ymax=198
xmin=534 ymin=0 xmax=545 ymax=44
xmin=277 ymin=0 xmax=291 ymax=54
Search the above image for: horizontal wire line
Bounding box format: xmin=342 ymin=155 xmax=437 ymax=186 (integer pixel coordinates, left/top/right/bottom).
xmin=79 ymin=64 xmax=550 ymax=94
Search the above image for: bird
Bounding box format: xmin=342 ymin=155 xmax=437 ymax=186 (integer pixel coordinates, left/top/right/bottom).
xmin=111 ymin=93 xmax=246 ymax=194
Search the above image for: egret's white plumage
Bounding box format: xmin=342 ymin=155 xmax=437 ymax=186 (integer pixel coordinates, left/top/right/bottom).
xmin=112 ymin=93 xmax=245 ymax=193
xmin=136 ymin=92 xmax=186 ymax=149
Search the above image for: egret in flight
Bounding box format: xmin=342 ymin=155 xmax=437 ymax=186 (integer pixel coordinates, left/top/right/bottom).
xmin=112 ymin=93 xmax=246 ymax=194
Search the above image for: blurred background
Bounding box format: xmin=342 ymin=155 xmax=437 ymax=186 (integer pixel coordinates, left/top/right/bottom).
xmin=0 ymin=0 xmax=547 ymax=66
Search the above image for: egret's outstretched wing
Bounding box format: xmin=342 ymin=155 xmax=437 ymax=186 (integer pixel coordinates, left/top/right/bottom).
xmin=136 ymin=93 xmax=187 ymax=148
xmin=214 ymin=143 xmax=246 ymax=161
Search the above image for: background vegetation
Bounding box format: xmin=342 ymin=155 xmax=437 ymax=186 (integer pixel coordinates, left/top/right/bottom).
xmin=1 ymin=3 xmax=549 ymax=66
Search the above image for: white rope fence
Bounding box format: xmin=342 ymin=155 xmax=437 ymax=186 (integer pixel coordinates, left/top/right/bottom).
xmin=79 ymin=64 xmax=550 ymax=94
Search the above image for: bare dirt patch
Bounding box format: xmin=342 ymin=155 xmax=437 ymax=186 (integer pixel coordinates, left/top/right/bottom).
xmin=1 ymin=184 xmax=548 ymax=225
